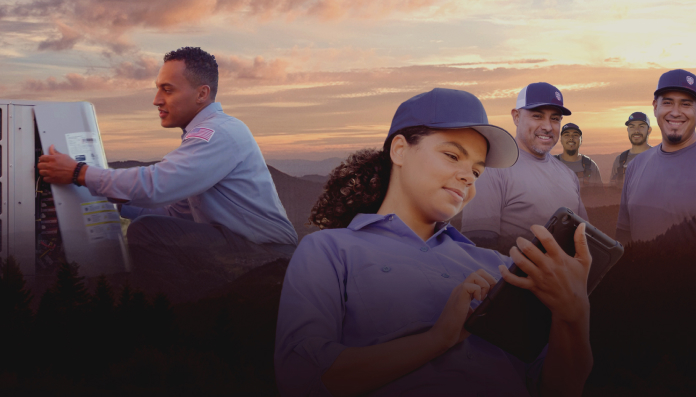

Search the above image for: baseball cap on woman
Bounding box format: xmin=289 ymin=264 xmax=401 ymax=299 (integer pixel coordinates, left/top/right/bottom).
xmin=387 ymin=88 xmax=519 ymax=168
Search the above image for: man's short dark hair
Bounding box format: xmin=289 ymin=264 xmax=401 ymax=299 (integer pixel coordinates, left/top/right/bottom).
xmin=164 ymin=47 xmax=218 ymax=100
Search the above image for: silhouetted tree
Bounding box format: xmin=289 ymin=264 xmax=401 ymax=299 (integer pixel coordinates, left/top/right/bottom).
xmin=587 ymin=217 xmax=696 ymax=395
xmin=0 ymin=257 xmax=33 ymax=318
xmin=0 ymin=257 xmax=34 ymax=373
xmin=36 ymin=261 xmax=90 ymax=322
xmin=150 ymin=293 xmax=177 ymax=350
xmin=91 ymin=274 xmax=115 ymax=318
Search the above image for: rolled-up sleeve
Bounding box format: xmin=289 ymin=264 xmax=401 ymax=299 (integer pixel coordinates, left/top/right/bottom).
xmin=85 ymin=122 xmax=240 ymax=208
xmin=275 ymin=233 xmax=348 ymax=396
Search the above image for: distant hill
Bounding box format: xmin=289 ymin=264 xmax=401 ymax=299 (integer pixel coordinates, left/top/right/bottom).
xmin=265 ymin=157 xmax=342 ymax=177
xmin=579 ymin=186 xmax=622 ymax=208
xmin=266 ymin=166 xmax=324 ymax=240
xmin=108 ymin=160 xmax=159 ymax=169
xmin=585 ymin=204 xmax=619 ymax=239
xmin=299 ymin=174 xmax=329 ymax=184
xmin=584 ymin=151 xmax=622 ymax=185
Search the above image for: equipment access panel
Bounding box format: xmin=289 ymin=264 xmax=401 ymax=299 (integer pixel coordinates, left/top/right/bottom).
xmin=1 ymin=100 xmax=128 ymax=279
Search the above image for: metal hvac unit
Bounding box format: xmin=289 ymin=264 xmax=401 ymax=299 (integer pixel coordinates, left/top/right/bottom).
xmin=0 ymin=100 xmax=128 ymax=280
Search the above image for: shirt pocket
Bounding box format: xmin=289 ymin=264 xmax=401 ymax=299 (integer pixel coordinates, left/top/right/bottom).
xmin=351 ymin=262 xmax=442 ymax=335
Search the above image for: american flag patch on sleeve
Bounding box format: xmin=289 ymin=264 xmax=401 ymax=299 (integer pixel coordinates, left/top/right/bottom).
xmin=184 ymin=127 xmax=215 ymax=142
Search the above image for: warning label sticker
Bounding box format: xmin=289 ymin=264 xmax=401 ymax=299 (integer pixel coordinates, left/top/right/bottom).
xmin=66 ymin=132 xmax=101 ymax=167
xmin=80 ymin=200 xmax=121 ymax=243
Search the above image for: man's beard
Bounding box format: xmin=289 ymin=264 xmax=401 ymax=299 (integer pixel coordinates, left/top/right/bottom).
xmin=667 ymin=133 xmax=682 ymax=143
xmin=630 ymin=134 xmax=647 ymax=146
xmin=565 ymin=149 xmax=578 ymax=156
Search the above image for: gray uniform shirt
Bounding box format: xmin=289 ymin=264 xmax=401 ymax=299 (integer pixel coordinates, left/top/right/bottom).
xmin=556 ymin=154 xmax=603 ymax=186
xmin=617 ymin=142 xmax=696 ymax=242
xmin=461 ymin=149 xmax=588 ymax=242
xmin=85 ymin=102 xmax=298 ymax=246
xmin=609 ymin=151 xmax=640 ymax=187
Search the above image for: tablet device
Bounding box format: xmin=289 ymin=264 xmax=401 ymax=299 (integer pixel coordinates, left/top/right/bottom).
xmin=463 ymin=207 xmax=624 ymax=363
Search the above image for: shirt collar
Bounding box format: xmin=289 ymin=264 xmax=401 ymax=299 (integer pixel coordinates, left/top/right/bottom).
xmin=347 ymin=213 xmax=475 ymax=246
xmin=181 ymin=102 xmax=222 ymax=137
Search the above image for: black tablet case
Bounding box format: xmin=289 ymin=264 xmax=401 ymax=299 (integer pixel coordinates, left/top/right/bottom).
xmin=464 ymin=207 xmax=624 ymax=363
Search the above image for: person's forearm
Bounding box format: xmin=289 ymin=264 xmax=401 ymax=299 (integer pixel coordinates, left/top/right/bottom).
xmin=322 ymin=330 xmax=447 ymax=397
xmin=540 ymin=305 xmax=593 ymax=397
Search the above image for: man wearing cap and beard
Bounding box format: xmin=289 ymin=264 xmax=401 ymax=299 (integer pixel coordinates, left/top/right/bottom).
xmin=555 ymin=123 xmax=603 ymax=186
xmin=616 ymin=69 xmax=696 ymax=244
xmin=610 ymin=112 xmax=653 ymax=188
xmin=460 ymin=82 xmax=588 ymax=252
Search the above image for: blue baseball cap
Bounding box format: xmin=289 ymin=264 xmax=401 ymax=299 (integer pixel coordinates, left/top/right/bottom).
xmin=515 ymin=82 xmax=571 ymax=116
xmin=625 ymin=112 xmax=650 ymax=127
xmin=387 ymin=88 xmax=519 ymax=168
xmin=654 ymin=69 xmax=696 ymax=99
xmin=561 ymin=122 xmax=582 ymax=135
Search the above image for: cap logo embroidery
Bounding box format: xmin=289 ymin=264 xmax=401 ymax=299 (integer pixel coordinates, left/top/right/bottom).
xmin=555 ymin=92 xmax=561 ymax=101
xmin=687 ymin=76 xmax=694 ymax=85
xmin=629 ymin=115 xmax=634 ymax=119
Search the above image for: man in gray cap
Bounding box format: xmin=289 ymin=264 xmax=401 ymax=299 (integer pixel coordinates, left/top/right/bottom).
xmin=461 ymin=82 xmax=588 ymax=251
xmin=616 ymin=69 xmax=696 ymax=243
xmin=555 ymin=123 xmax=603 ymax=186
xmin=609 ymin=112 xmax=653 ymax=188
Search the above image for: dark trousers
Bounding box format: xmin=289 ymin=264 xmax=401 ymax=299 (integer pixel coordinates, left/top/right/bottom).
xmin=127 ymin=215 xmax=296 ymax=302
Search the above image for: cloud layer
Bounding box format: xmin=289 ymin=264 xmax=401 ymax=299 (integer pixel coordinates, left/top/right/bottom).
xmin=0 ymin=0 xmax=693 ymax=161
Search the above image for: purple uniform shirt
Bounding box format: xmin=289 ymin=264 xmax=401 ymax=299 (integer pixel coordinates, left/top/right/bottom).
xmin=460 ymin=150 xmax=588 ymax=241
xmin=275 ymin=213 xmax=545 ymax=397
xmin=617 ymin=142 xmax=696 ymax=242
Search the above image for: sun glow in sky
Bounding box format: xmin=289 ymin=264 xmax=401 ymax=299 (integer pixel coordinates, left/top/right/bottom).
xmin=1 ymin=0 xmax=694 ymax=161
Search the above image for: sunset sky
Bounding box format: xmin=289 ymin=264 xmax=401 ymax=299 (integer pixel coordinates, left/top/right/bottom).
xmin=1 ymin=0 xmax=694 ymax=161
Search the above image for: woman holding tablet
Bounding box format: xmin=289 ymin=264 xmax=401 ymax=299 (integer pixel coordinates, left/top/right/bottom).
xmin=275 ymin=88 xmax=593 ymax=397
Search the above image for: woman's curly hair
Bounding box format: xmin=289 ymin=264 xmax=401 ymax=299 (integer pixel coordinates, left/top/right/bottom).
xmin=309 ymin=126 xmax=433 ymax=229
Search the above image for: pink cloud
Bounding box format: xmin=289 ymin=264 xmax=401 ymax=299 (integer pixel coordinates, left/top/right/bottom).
xmin=8 ymin=0 xmax=445 ymax=55
xmin=218 ymin=55 xmax=291 ymax=82
xmin=113 ymin=56 xmax=160 ymax=81
xmin=23 ymin=73 xmax=112 ymax=91
xmin=38 ymin=20 xmax=82 ymax=51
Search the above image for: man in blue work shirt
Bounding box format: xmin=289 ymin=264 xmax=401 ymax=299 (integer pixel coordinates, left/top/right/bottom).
xmin=38 ymin=47 xmax=297 ymax=300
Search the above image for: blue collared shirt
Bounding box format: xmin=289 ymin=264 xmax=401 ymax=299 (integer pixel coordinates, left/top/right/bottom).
xmin=275 ymin=213 xmax=544 ymax=396
xmin=85 ymin=102 xmax=298 ymax=246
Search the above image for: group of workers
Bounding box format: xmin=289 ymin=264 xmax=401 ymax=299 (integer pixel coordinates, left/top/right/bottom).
xmin=549 ymin=110 xmax=656 ymax=189
xmin=36 ymin=46 xmax=696 ymax=396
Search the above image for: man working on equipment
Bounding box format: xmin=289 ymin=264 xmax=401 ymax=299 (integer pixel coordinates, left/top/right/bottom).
xmin=610 ymin=112 xmax=653 ymax=188
xmin=38 ymin=47 xmax=298 ymax=299
xmin=460 ymin=82 xmax=588 ymax=252
xmin=616 ymin=69 xmax=696 ymax=244
xmin=555 ymin=123 xmax=603 ymax=186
